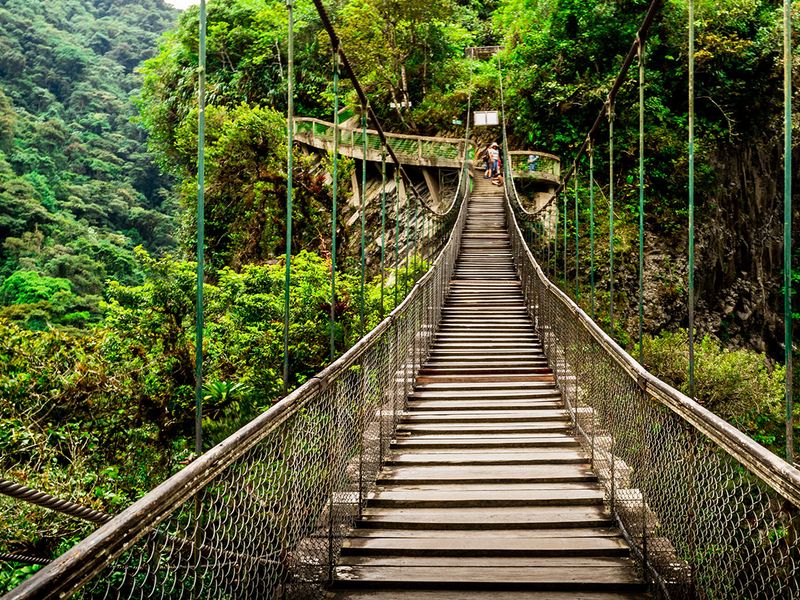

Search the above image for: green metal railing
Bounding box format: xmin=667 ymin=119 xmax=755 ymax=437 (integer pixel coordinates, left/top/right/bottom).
xmin=505 ymin=150 xmax=560 ymax=182
xmin=294 ymin=117 xmax=473 ymax=166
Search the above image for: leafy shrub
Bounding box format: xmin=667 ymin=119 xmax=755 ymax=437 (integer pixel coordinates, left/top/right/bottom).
xmin=639 ymin=329 xmax=789 ymax=451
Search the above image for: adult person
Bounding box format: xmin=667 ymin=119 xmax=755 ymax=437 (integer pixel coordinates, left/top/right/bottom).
xmin=488 ymin=143 xmax=500 ymax=178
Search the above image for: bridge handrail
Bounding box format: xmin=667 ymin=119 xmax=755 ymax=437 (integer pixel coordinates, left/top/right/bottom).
xmin=4 ymin=171 xmax=473 ymax=600
xmin=295 ymin=117 xmax=474 ymax=221
xmin=295 ymin=116 xmax=476 ymax=148
xmin=506 ymin=150 xmax=561 ymax=181
xmin=503 ymin=172 xmax=800 ymax=596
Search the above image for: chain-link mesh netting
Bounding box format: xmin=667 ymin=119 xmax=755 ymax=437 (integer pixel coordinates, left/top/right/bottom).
xmin=504 ymin=180 xmax=800 ymax=599
xmin=506 ymin=151 xmax=561 ymax=180
xmin=4 ymin=170 xmax=468 ymax=600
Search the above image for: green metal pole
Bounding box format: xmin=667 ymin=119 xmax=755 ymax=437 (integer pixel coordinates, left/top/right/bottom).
xmin=608 ymin=104 xmax=615 ymax=331
xmin=554 ymin=195 xmax=559 ymax=282
xmin=359 ymin=110 xmax=367 ymax=338
xmin=413 ymin=194 xmax=419 ymax=274
xmin=394 ymin=169 xmax=400 ymax=307
xmin=380 ymin=149 xmax=387 ymax=319
xmin=330 ymin=47 xmax=339 ymax=362
xmin=575 ymin=170 xmax=580 ymax=299
xmin=688 ymin=0 xmax=696 ymax=398
xmin=282 ymin=0 xmax=295 ymax=393
xmin=590 ymin=143 xmax=596 ymax=320
xmin=193 ymin=0 xmax=207 ymax=455
xmin=784 ymin=0 xmax=794 ymax=462
xmin=564 ymin=186 xmax=568 ymax=286
xmin=548 ymin=203 xmax=554 ymax=279
xmin=404 ymin=178 xmax=410 ymax=296
xmin=638 ymin=36 xmax=646 ymax=365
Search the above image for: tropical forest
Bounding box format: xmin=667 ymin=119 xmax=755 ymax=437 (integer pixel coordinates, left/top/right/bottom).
xmin=0 ymin=0 xmax=798 ymax=596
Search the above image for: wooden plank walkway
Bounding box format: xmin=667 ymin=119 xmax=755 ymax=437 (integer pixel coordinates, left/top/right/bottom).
xmin=330 ymin=173 xmax=649 ymax=598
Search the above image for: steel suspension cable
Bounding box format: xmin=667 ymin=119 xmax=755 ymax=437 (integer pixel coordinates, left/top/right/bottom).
xmin=330 ymin=46 xmax=340 ymax=361
xmin=783 ymin=0 xmax=794 ymax=462
xmin=0 ymin=479 xmax=111 ymax=525
xmin=413 ymin=195 xmax=419 ymax=272
xmin=688 ymin=0 xmax=696 ymax=398
xmin=638 ymin=36 xmax=646 ymax=364
xmin=547 ymin=206 xmax=552 ymax=278
xmin=194 ymin=0 xmax=207 ymax=452
xmin=282 ymin=0 xmax=295 ymax=393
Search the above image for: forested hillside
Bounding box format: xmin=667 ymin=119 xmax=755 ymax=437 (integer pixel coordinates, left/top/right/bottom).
xmin=0 ymin=0 xmax=178 ymax=329
xmin=0 ymin=0 xmax=797 ymax=590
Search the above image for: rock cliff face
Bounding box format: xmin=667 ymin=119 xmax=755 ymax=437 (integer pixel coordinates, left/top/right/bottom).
xmin=695 ymin=137 xmax=791 ymax=355
xmin=639 ymin=129 xmax=798 ymax=361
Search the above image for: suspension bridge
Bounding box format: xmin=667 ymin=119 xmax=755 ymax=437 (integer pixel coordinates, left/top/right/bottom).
xmin=2 ymin=0 xmax=798 ymax=598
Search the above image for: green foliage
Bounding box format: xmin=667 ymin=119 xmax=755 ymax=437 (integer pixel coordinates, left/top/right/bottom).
xmin=0 ymin=0 xmax=179 ymax=327
xmin=497 ymin=0 xmax=786 ymax=231
xmin=0 ymin=244 xmax=431 ymax=575
xmin=640 ymin=329 xmax=791 ymax=452
xmin=0 ymin=271 xmax=72 ymax=305
xmin=334 ymin=0 xmax=474 ymax=129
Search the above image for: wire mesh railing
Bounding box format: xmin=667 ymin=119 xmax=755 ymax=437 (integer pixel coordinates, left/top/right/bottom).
xmin=294 ymin=117 xmax=473 ymax=166
xmin=503 ymin=170 xmax=800 ymax=599
xmin=505 ymin=150 xmax=560 ymax=182
xmin=3 ymin=169 xmax=470 ymax=600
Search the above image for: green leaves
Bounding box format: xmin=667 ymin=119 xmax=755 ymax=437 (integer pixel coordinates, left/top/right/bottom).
xmin=0 ymin=0 xmax=178 ymax=330
xmin=0 ymin=271 xmax=72 ymax=305
xmin=640 ymin=329 xmax=791 ymax=453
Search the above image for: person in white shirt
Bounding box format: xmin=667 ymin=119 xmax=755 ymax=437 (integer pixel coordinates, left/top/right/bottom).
xmin=488 ymin=143 xmax=500 ymax=177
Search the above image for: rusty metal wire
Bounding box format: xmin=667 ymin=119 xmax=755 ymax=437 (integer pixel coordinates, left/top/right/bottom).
xmin=0 ymin=480 xmax=111 ymax=526
xmin=0 ymin=553 xmax=50 ymax=567
xmin=504 ymin=179 xmax=800 ymax=599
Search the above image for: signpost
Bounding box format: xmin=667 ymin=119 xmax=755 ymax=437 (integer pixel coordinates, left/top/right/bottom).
xmin=474 ymin=111 xmax=499 ymax=126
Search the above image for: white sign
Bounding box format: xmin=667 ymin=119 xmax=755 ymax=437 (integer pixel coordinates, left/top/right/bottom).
xmin=474 ymin=111 xmax=499 ymax=126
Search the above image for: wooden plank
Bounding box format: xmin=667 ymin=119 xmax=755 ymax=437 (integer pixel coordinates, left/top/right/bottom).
xmin=396 ymin=423 xmax=569 ymax=435
xmin=378 ymin=464 xmax=596 ymax=484
xmin=401 ymin=410 xmax=568 ymax=420
xmin=336 ymin=566 xmax=643 ymax=591
xmin=337 ymin=555 xmax=635 ymax=568
xmin=415 ymin=381 xmax=557 ymax=390
xmin=386 ymin=449 xmax=588 ymax=462
xmin=359 ymin=506 xmax=612 ymax=528
xmin=334 ymin=565 xmax=641 ymax=587
xmin=391 ymin=437 xmax=581 ymax=450
xmin=365 ymin=488 xmax=604 ymax=507
xmin=409 ymin=390 xmax=561 ymax=400
xmin=371 ymin=483 xmax=599 ymax=493
xmin=330 ymin=590 xmax=650 ymax=599
xmin=405 ymin=400 xmax=563 ymax=410
xmin=344 ymin=532 xmax=625 ymax=543
xmin=341 ymin=535 xmax=629 ymax=557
